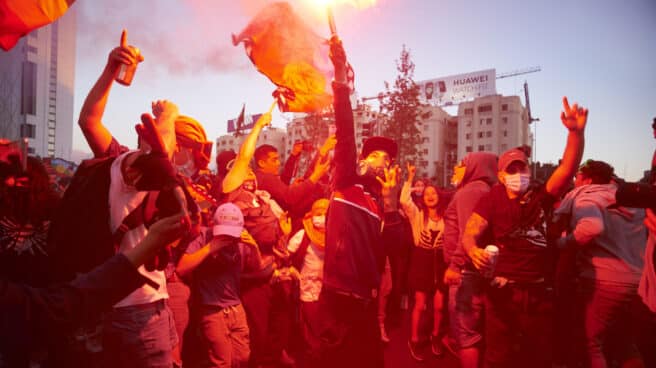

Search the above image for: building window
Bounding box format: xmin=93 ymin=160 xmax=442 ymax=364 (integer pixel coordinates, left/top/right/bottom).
xmin=486 ymin=118 xmax=492 ymax=125
xmin=478 ymin=105 xmax=492 ymax=113
xmin=485 ymin=144 xmax=492 ymax=151
xmin=486 ymin=131 xmax=492 ymax=138
xmin=477 ymin=132 xmax=483 ymax=138
xmin=423 ymin=148 xmax=428 ymax=154
xmin=502 ymin=117 xmax=508 ymax=124
xmin=464 ymin=108 xmax=473 ymax=115
xmin=466 ymin=120 xmax=472 ymax=127
xmin=422 ymin=137 xmax=429 ymax=143
xmin=501 ymin=144 xmax=508 ymax=151
xmin=502 ymin=104 xmax=508 ymax=111
xmin=20 ymin=124 xmax=36 ymax=138
xmin=21 ymin=61 xmax=37 ymax=115
xmin=424 ymin=125 xmax=428 ymax=131
xmin=465 ymin=133 xmax=471 ymax=140
xmin=503 ymin=130 xmax=508 ymax=137
xmin=479 ymin=119 xmax=484 ymax=126
xmin=478 ymin=145 xmax=485 ymax=151
xmin=466 ymin=146 xmax=473 ymax=153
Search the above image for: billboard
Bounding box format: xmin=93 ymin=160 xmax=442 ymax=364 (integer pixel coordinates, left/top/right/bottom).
xmin=418 ymin=69 xmax=496 ymax=106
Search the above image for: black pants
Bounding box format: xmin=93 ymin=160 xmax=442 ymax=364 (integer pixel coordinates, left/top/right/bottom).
xmin=309 ymin=289 xmax=384 ymax=368
xmin=240 ymin=278 xmax=287 ymax=367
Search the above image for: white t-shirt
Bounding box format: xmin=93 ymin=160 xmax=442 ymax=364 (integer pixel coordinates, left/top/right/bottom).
xmin=288 ymin=229 xmax=324 ymax=302
xmin=109 ymin=151 xmax=168 ymax=308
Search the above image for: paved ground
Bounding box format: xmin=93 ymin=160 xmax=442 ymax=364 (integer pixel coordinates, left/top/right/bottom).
xmin=383 ymin=309 xmax=460 ymax=367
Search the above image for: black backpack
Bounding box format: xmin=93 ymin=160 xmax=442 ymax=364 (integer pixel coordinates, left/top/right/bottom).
xmin=48 ymin=157 xmax=117 ymax=282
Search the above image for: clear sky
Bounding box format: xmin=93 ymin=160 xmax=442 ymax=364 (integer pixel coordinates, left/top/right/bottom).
xmin=71 ymin=0 xmax=656 ymax=180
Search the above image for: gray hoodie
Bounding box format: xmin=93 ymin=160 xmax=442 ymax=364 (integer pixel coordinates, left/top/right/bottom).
xmin=443 ymin=152 xmax=498 ymax=272
xmin=555 ymin=183 xmax=646 ymax=285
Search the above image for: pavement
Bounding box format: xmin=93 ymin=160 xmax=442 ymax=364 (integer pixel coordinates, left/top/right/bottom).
xmin=382 ymin=308 xmax=460 ymax=367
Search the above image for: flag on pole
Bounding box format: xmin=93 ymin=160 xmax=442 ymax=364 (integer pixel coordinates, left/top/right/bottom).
xmin=0 ymin=0 xmax=76 ymax=51
xmin=235 ymin=104 xmax=246 ymax=135
xmin=232 ymin=2 xmax=352 ymax=113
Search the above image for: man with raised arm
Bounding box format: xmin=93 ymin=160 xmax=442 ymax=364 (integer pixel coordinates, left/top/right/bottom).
xmin=462 ymin=98 xmax=588 ymax=367
xmin=312 ymin=36 xmax=398 ymax=368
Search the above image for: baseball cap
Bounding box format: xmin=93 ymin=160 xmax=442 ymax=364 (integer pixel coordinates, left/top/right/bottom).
xmin=212 ymin=203 xmax=244 ymax=237
xmin=498 ymin=147 xmax=528 ymax=173
xmin=361 ymin=136 xmax=398 ymax=160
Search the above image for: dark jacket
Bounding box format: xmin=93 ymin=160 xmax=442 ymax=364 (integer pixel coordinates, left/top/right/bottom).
xmin=255 ymin=164 xmax=317 ymax=215
xmin=443 ymin=152 xmax=498 ymax=272
xmin=323 ymin=82 xmax=384 ymax=300
xmin=0 ymin=254 xmax=147 ymax=349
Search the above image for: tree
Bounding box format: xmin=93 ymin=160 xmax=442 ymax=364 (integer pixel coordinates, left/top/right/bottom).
xmin=380 ymin=45 xmax=422 ymax=173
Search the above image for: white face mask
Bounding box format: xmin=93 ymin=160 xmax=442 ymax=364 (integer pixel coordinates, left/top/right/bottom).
xmin=175 ymin=160 xmax=196 ymax=178
xmin=312 ymin=215 xmax=326 ymax=229
xmin=504 ymin=173 xmax=531 ymax=194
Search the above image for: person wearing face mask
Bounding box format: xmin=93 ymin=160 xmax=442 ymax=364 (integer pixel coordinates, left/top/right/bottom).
xmin=286 ymin=198 xmax=329 ymax=360
xmin=461 ymin=97 xmax=588 ymax=367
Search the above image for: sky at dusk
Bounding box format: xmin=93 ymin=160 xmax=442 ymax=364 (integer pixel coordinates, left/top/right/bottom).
xmin=70 ymin=0 xmax=656 ymax=180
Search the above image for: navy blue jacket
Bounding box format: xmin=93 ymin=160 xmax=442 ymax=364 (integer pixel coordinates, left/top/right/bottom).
xmin=323 ymin=83 xmax=384 ymax=300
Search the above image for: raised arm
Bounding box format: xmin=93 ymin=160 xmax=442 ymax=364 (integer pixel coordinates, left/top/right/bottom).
xmin=222 ymin=112 xmax=272 ymax=193
xmin=545 ymin=97 xmax=588 ymax=197
xmin=399 ymin=162 xmax=419 ymax=220
xmin=329 ymin=36 xmax=357 ymax=190
xmin=78 ymin=30 xmax=143 ymax=157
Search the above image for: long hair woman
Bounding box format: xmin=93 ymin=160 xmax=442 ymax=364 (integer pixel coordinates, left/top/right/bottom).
xmin=400 ymin=163 xmax=451 ymax=361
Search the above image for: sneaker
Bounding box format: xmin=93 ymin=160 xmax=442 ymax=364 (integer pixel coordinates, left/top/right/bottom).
xmin=380 ymin=325 xmax=391 ymax=343
xmin=430 ymin=335 xmax=444 ymax=356
xmin=408 ymin=340 xmax=426 ymax=361
xmin=441 ymin=335 xmax=458 ymax=357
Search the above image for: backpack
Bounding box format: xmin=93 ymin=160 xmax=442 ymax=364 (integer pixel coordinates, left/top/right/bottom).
xmin=48 ymin=157 xmax=117 ymax=282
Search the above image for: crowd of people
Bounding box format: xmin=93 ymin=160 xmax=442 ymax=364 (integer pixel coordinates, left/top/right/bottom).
xmin=1 ymin=34 xmax=656 ymax=368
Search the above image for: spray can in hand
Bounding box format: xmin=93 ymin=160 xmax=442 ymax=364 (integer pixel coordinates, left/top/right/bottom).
xmin=115 ymin=29 xmax=143 ymax=86
xmin=483 ymin=245 xmax=499 ymax=278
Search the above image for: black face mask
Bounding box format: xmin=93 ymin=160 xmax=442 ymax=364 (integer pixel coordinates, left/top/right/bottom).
xmin=356 ymin=160 xmax=385 ymax=179
xmin=242 ymin=180 xmax=256 ymax=193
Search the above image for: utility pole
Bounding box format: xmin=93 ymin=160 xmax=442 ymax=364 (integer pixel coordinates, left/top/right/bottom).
xmin=524 ymin=81 xmax=540 ymax=176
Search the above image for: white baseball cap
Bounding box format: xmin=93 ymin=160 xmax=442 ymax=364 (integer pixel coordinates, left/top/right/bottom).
xmin=212 ymin=203 xmax=244 ymax=237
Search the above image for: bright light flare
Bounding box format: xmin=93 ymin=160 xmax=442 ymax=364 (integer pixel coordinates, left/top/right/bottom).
xmin=308 ymin=0 xmax=378 ymax=35
xmin=311 ymin=0 xmax=377 ymax=9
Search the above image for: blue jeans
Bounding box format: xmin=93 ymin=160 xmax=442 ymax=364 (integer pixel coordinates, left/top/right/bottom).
xmin=102 ymin=299 xmax=177 ymax=368
xmin=578 ymin=279 xmax=643 ymax=368
xmin=198 ymin=304 xmax=250 ymax=368
xmin=448 ymin=272 xmax=486 ymax=349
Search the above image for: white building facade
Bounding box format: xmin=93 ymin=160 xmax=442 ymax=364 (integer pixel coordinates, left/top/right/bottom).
xmin=456 ymin=94 xmax=531 ymax=161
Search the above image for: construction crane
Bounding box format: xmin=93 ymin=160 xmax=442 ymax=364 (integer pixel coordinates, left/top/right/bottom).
xmin=496 ymin=66 xmax=541 ymax=80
